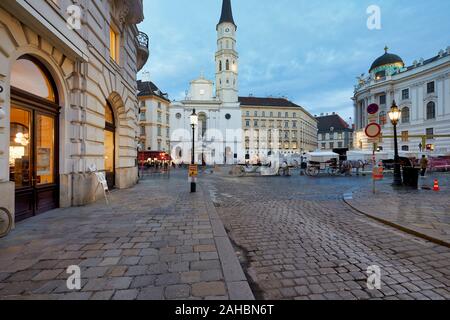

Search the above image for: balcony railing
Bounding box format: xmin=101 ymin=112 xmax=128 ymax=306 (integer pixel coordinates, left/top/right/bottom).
xmin=136 ymin=31 xmax=149 ymax=71
xmin=137 ymin=31 xmax=149 ymax=49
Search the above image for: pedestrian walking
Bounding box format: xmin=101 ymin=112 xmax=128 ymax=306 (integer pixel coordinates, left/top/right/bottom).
xmin=420 ymin=155 xmax=428 ymax=177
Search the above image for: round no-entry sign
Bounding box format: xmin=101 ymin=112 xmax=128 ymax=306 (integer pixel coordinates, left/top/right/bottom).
xmin=367 ymin=103 xmax=379 ymax=115
xmin=365 ymin=123 xmax=381 ymax=138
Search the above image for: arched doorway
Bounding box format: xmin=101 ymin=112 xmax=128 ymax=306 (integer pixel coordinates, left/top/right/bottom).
xmin=9 ymin=55 xmax=60 ymax=221
xmin=104 ymin=101 xmax=115 ymax=189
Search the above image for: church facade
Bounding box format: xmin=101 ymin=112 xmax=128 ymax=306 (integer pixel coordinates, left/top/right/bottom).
xmin=170 ymin=0 xmax=244 ymax=165
xmin=170 ymin=0 xmax=318 ymax=165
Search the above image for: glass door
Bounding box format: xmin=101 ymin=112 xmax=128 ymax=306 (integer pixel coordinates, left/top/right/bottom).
xmin=104 ymin=130 xmax=115 ymax=189
xmin=34 ymin=112 xmax=58 ymax=214
xmin=9 ymin=106 xmax=58 ymax=220
xmin=35 ymin=114 xmax=55 ymax=186
xmin=10 ymin=107 xmax=33 ymax=220
xmin=104 ymin=102 xmax=115 ymax=189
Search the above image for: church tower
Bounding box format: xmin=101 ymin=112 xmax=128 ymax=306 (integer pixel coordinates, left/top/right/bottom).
xmin=215 ymin=0 xmax=238 ymax=103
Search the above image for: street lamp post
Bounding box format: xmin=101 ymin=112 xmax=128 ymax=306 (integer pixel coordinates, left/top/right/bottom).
xmin=190 ymin=109 xmax=198 ymax=193
xmin=388 ymin=101 xmax=403 ymax=186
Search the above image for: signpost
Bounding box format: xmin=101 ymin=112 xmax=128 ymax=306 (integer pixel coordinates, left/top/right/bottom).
xmin=365 ymin=104 xmax=383 ymax=193
xmin=189 ymin=164 xmax=198 ymax=178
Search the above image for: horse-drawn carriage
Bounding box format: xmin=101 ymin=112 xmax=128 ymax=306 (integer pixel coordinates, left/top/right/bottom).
xmin=305 ymin=152 xmax=368 ymax=177
xmin=305 ymin=152 xmax=340 ymax=176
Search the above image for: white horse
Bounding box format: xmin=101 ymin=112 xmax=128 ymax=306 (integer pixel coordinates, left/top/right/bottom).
xmin=340 ymin=160 xmax=367 ymax=176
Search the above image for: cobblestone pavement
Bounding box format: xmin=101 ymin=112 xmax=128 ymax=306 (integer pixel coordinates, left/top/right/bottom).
xmin=346 ymin=173 xmax=450 ymax=246
xmin=203 ymin=172 xmax=450 ymax=300
xmin=0 ymin=171 xmax=251 ymax=300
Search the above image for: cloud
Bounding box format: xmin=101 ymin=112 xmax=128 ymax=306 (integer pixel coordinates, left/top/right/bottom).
xmin=139 ymin=0 xmax=450 ymax=118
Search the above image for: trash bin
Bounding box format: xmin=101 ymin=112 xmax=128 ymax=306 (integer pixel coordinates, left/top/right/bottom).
xmin=402 ymin=167 xmax=419 ymax=188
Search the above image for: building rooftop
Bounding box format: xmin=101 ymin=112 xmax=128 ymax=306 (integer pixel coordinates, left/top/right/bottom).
xmin=239 ymin=96 xmax=301 ymax=108
xmin=369 ymin=47 xmax=404 ymax=73
xmin=239 ymin=96 xmax=317 ymax=120
xmin=316 ymin=114 xmax=353 ymax=133
xmin=137 ymin=80 xmax=170 ymax=102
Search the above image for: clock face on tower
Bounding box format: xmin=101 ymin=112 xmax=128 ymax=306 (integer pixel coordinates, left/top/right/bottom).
xmin=225 ymin=28 xmax=230 ymax=33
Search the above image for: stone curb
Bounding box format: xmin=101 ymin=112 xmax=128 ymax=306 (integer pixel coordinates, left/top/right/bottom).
xmin=200 ymin=185 xmax=255 ymax=300
xmin=342 ymin=191 xmax=450 ymax=249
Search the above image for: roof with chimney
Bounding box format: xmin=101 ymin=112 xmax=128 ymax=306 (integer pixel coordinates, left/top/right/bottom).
xmin=316 ymin=114 xmax=353 ymax=133
xmin=217 ymin=0 xmax=236 ymax=29
xmin=137 ymin=80 xmax=170 ymax=102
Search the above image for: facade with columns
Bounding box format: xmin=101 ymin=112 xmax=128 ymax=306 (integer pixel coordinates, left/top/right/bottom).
xmin=0 ymin=0 xmax=148 ymax=223
xmin=170 ymin=0 xmax=244 ymax=165
xmin=353 ymin=46 xmax=450 ymax=155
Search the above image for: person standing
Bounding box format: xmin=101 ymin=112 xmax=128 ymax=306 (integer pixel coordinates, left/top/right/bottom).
xmin=420 ymin=155 xmax=428 ymax=177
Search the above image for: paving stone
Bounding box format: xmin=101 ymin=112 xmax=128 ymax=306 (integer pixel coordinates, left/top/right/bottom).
xmin=99 ymin=257 xmax=121 ymax=267
xmin=139 ymin=255 xmax=159 ymax=265
xmin=182 ymin=253 xmax=200 ymax=262
xmin=108 ymin=266 xmax=128 ymax=277
xmin=200 ymin=270 xmax=223 ymax=282
xmin=103 ymin=250 xmax=122 ymax=257
xmin=125 ymin=266 xmax=148 ymax=276
xmin=90 ymin=290 xmax=115 ymax=300
xmin=192 ymin=282 xmax=226 ymax=297
xmin=137 ymin=286 xmax=164 ymax=300
xmin=112 ymin=289 xmax=139 ymax=300
xmin=194 ymin=245 xmax=216 ymax=252
xmin=200 ymin=252 xmax=219 ymax=260
xmin=119 ymin=256 xmax=141 ymax=266
xmin=164 ymin=284 xmax=191 ymax=299
xmin=168 ymin=262 xmax=189 ymax=273
xmin=147 ymin=263 xmax=168 ymax=275
xmin=83 ymin=267 xmax=109 ymax=278
xmin=32 ymin=269 xmax=64 ymax=281
xmin=58 ymin=292 xmax=92 ymax=300
xmin=130 ymin=275 xmax=156 ymax=289
xmin=104 ymin=277 xmax=133 ymax=290
xmin=140 ymin=248 xmax=159 ymax=256
xmin=180 ymin=271 xmax=201 ymax=284
xmin=190 ymin=260 xmax=221 ymax=271
xmin=155 ymin=273 xmax=180 ymax=286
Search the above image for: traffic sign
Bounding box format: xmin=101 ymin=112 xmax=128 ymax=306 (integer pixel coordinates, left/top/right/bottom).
xmin=367 ymin=103 xmax=379 ymax=115
xmin=365 ymin=123 xmax=381 ymax=138
xmin=188 ymin=165 xmax=198 ymax=177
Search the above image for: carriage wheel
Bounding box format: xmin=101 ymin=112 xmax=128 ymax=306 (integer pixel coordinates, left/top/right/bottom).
xmin=0 ymin=207 xmax=13 ymax=238
xmin=327 ymin=167 xmax=338 ymax=176
xmin=307 ymin=167 xmax=319 ymax=176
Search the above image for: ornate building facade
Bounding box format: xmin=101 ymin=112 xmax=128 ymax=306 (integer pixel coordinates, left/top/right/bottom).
xmin=353 ymin=46 xmax=450 ymax=154
xmin=0 ymin=0 xmax=148 ymax=222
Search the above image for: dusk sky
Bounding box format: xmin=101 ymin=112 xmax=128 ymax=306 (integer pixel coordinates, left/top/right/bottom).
xmin=138 ymin=0 xmax=450 ymax=121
